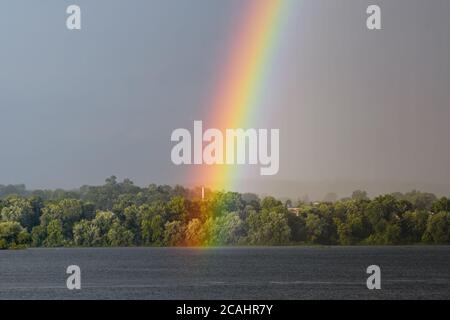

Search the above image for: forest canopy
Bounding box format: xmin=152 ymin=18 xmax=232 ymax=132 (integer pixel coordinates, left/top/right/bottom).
xmin=0 ymin=177 xmax=449 ymax=249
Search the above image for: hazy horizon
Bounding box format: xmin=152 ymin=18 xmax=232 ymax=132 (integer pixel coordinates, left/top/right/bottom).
xmin=3 ymin=176 xmax=450 ymax=202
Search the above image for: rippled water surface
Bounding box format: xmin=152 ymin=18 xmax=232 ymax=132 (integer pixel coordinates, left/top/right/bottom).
xmin=0 ymin=246 xmax=448 ymax=299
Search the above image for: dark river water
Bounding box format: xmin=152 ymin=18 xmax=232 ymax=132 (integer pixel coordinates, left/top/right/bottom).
xmin=0 ymin=246 xmax=448 ymax=299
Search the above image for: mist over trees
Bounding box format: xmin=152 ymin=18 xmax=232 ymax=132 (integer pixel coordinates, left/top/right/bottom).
xmin=0 ymin=177 xmax=449 ymax=249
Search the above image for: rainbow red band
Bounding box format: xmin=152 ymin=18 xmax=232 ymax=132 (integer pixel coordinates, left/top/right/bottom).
xmin=191 ymin=0 xmax=295 ymax=192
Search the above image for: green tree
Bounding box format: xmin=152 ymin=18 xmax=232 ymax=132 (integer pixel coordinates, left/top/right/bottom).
xmin=0 ymin=221 xmax=28 ymax=249
xmin=305 ymin=214 xmax=327 ymax=244
xmin=40 ymin=199 xmax=83 ymax=238
xmin=150 ymin=215 xmax=164 ymax=244
xmin=185 ymin=218 xmax=205 ymax=246
xmin=333 ymin=201 xmax=370 ymax=245
xmin=204 ymin=212 xmax=245 ymax=246
xmin=141 ymin=214 xmax=164 ymax=245
xmin=44 ymin=219 xmax=64 ymax=247
xmin=122 ymin=205 xmax=141 ymax=244
xmin=261 ymin=197 xmax=285 ymax=214
xmin=286 ymin=212 xmax=307 ymax=243
xmin=31 ymin=225 xmax=47 ymax=247
xmin=1 ymin=197 xmax=37 ymax=231
xmin=400 ymin=210 xmax=429 ymax=243
xmin=211 ymin=192 xmax=244 ymax=217
xmin=247 ymin=210 xmax=290 ymax=245
xmin=163 ymin=221 xmax=185 ymax=246
xmin=423 ymin=212 xmax=450 ymax=244
xmin=73 ymin=220 xmax=99 ymax=247
xmin=166 ymin=196 xmax=188 ymax=222
xmin=107 ymin=222 xmax=134 ymax=246
xmin=92 ymin=211 xmax=116 ymax=246
xmin=432 ymin=197 xmax=450 ymax=213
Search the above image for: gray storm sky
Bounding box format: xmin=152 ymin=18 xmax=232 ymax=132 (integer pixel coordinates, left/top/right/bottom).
xmin=1 ymin=0 xmax=449 ymax=198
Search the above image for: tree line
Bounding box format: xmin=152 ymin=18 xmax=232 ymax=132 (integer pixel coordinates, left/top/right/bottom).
xmin=0 ymin=177 xmax=449 ymax=249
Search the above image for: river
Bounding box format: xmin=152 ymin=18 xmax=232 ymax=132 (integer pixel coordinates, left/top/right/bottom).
xmin=0 ymin=246 xmax=448 ymax=299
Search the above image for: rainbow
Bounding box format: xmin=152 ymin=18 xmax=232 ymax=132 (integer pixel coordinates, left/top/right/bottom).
xmin=191 ymin=0 xmax=296 ymax=193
